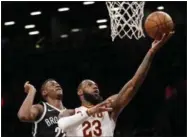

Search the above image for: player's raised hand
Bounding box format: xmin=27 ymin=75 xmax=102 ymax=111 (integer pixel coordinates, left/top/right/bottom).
xmin=151 ymin=31 xmax=174 ymax=51
xmin=87 ymin=99 xmax=113 ymax=116
xmin=24 ymin=81 xmax=36 ymax=93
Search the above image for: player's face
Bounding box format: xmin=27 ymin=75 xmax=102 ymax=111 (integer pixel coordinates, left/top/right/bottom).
xmin=81 ymin=80 xmax=103 ymax=105
xmin=44 ymin=80 xmax=63 ymax=99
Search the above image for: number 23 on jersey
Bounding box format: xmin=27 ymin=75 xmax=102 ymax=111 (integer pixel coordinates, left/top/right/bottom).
xmin=82 ymin=120 xmax=102 ymax=137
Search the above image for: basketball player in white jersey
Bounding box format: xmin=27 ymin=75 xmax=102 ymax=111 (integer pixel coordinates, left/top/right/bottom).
xmin=58 ymin=32 xmax=174 ymax=137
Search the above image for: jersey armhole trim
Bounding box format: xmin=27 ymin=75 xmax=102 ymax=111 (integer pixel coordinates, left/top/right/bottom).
xmin=35 ymin=102 xmax=47 ymax=123
xmin=32 ymin=122 xmax=38 ymax=137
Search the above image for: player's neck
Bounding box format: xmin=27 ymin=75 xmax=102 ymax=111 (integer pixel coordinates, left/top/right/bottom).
xmin=47 ymin=98 xmax=64 ymax=110
xmin=81 ymin=100 xmax=94 ymax=108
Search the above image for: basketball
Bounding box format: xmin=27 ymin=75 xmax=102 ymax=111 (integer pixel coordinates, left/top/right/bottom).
xmin=144 ymin=11 xmax=174 ymax=39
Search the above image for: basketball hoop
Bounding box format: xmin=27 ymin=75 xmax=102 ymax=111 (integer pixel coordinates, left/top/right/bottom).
xmin=106 ymin=1 xmax=145 ymax=41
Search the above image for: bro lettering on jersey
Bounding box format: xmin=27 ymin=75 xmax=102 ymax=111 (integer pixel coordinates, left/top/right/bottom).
xmin=32 ymin=102 xmax=66 ymax=137
xmin=45 ymin=116 xmax=58 ymax=127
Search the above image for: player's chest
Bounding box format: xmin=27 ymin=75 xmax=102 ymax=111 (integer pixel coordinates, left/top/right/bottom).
xmin=79 ymin=112 xmax=109 ymax=129
xmin=43 ymin=112 xmax=60 ymax=127
xmin=75 ymin=112 xmax=110 ymax=136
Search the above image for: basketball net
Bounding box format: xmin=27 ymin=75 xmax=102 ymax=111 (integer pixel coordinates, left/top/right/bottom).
xmin=106 ymin=1 xmax=145 ymax=41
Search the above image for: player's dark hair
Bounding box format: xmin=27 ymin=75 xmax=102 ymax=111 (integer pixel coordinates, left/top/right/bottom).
xmin=77 ymin=79 xmax=88 ymax=91
xmin=40 ymin=78 xmax=56 ymax=93
xmin=77 ymin=79 xmax=95 ymax=91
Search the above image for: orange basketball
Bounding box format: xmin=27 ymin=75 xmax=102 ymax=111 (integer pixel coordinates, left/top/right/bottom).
xmin=144 ymin=11 xmax=174 ymax=40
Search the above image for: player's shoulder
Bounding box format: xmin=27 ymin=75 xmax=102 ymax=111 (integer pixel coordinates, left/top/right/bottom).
xmin=106 ymin=94 xmax=118 ymax=101
xmin=32 ymin=102 xmax=45 ymax=113
xmin=30 ymin=102 xmax=46 ymax=122
xmin=35 ymin=101 xmax=45 ymax=107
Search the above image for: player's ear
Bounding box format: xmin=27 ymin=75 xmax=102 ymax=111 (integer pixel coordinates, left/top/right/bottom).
xmin=77 ymin=89 xmax=83 ymax=96
xmin=42 ymin=90 xmax=48 ymax=96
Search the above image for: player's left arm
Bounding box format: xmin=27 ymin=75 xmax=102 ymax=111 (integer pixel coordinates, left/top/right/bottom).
xmin=109 ymin=32 xmax=174 ymax=121
xmin=58 ymin=101 xmax=112 ymax=131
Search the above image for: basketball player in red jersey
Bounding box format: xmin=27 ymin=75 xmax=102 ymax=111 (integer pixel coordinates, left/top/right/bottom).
xmin=18 ymin=79 xmax=66 ymax=137
xmin=58 ymin=32 xmax=174 ymax=136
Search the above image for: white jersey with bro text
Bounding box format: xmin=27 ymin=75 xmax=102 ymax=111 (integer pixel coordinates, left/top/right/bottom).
xmin=66 ymin=106 xmax=116 ymax=137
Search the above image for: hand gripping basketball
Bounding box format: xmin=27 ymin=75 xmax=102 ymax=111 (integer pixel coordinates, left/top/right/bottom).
xmin=151 ymin=31 xmax=174 ymax=51
xmin=24 ymin=81 xmax=36 ymax=93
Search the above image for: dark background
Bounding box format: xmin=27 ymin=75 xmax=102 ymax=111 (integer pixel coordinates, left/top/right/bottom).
xmin=1 ymin=1 xmax=186 ymax=137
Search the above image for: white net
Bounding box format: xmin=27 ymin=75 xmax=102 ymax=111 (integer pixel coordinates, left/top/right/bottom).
xmin=106 ymin=1 xmax=145 ymax=41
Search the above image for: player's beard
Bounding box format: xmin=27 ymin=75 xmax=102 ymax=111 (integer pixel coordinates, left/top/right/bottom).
xmin=83 ymin=92 xmax=103 ymax=105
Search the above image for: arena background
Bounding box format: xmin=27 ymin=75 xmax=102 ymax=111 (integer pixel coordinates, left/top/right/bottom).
xmin=1 ymin=1 xmax=186 ymax=137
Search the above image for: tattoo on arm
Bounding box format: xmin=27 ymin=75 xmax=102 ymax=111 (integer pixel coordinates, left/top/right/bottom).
xmin=111 ymin=49 xmax=156 ymax=120
xmin=131 ymin=49 xmax=155 ymax=89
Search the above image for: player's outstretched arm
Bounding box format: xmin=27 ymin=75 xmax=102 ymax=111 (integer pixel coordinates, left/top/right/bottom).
xmin=17 ymin=81 xmax=43 ymax=122
xmin=110 ymin=32 xmax=174 ymax=121
xmin=58 ymin=101 xmax=112 ymax=131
